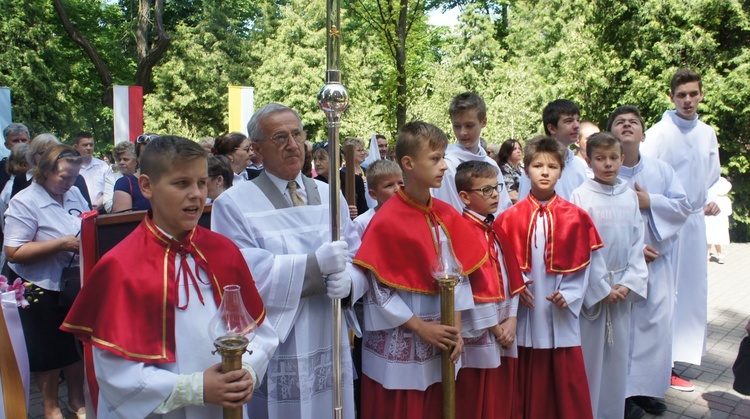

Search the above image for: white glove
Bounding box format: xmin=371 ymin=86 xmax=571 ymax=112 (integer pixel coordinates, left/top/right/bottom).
xmin=326 ymin=271 xmax=352 ymax=299
xmin=315 ymin=240 xmax=349 ymax=275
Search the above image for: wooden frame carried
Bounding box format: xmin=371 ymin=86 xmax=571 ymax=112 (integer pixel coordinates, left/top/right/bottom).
xmin=82 ymin=205 xmax=212 ymax=266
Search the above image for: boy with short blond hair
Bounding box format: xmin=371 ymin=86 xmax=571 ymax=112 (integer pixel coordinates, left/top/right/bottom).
xmin=518 ymin=99 xmax=590 ymax=200
xmin=353 ymin=159 xmax=403 ymax=237
xmin=454 ymin=160 xmax=525 ymax=418
xmin=570 ymin=132 xmax=649 ymax=419
xmin=608 ymin=105 xmax=691 ymax=416
xmin=63 ymin=136 xmax=279 ymax=418
xmin=354 ymin=121 xmax=486 ymax=419
xmin=495 ymin=136 xmax=608 ymax=419
xmin=433 ymin=92 xmax=512 ymax=214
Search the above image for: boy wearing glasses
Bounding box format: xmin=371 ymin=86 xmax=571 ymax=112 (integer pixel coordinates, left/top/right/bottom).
xmin=454 ymin=160 xmax=525 ymax=418
xmin=432 ymin=92 xmax=512 ymax=215
xmin=495 ymin=136 xmax=609 ymax=419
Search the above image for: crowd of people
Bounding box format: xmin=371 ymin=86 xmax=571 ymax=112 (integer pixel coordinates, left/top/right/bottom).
xmin=0 ymin=67 xmax=730 ymax=419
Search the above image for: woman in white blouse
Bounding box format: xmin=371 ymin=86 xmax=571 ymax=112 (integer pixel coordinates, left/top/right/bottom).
xmin=4 ymin=145 xmax=88 ymax=419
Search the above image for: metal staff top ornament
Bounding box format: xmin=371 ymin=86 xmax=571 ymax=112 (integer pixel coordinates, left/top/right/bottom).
xmin=318 ymin=0 xmax=349 ymax=416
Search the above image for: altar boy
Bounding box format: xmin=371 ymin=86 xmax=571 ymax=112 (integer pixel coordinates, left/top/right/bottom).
xmin=63 ymin=136 xmax=279 ymax=418
xmin=354 ymin=121 xmax=486 ymax=419
xmin=495 ymin=136 xmax=608 ymax=419
xmin=570 ymin=132 xmax=648 ymax=419
xmin=454 ymin=160 xmax=525 ymax=418
xmin=608 ymin=106 xmax=691 ymax=416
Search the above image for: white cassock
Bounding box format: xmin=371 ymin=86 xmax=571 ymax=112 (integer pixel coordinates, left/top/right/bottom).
xmin=619 ymin=155 xmax=691 ymax=398
xmin=211 ymin=171 xmax=366 ymax=419
xmin=571 ymin=179 xmax=648 ymax=419
xmin=518 ymin=148 xmax=588 ymax=201
xmin=461 ymin=238 xmax=520 ymax=367
xmin=642 ymin=110 xmax=721 ymax=365
xmin=93 ymin=254 xmax=278 ymax=419
xmin=431 ymin=144 xmax=512 ymax=214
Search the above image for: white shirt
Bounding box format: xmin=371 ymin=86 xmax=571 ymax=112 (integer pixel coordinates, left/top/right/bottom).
xmin=0 ymin=175 xmax=14 ymax=231
xmin=80 ymin=157 xmax=112 ymax=205
xmin=265 ymin=171 xmax=308 ymax=206
xmin=353 ymin=207 xmax=377 ymax=237
xmin=103 ymin=171 xmax=124 ymax=213
xmin=4 ymin=182 xmax=88 ymax=291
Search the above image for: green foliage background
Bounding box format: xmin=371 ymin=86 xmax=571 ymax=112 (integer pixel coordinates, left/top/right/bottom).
xmin=2 ymin=0 xmax=750 ymax=240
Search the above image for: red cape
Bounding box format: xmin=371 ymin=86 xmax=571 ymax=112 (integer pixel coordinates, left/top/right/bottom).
xmin=62 ymin=215 xmax=266 ymax=363
xmin=494 ymin=194 xmax=602 ymax=274
xmin=354 ymin=188 xmax=487 ymax=294
xmin=462 ymin=211 xmax=526 ymax=302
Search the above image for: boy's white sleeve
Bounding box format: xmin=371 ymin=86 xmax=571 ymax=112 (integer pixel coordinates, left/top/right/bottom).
xmin=93 ymin=347 xmax=182 ymax=418
xmin=364 ymin=272 xmax=414 ymax=331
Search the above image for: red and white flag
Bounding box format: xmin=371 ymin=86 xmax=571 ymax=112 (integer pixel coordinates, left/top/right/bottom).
xmin=113 ymin=86 xmax=143 ymax=144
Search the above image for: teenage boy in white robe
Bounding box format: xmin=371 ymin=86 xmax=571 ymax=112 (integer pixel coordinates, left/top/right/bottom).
xmin=608 ymin=106 xmax=691 ymax=417
xmin=518 ymin=99 xmax=589 ymax=200
xmin=432 ymin=92 xmax=512 ymax=214
xmin=641 ymin=68 xmax=721 ymax=391
xmin=571 ymin=132 xmax=648 ymax=419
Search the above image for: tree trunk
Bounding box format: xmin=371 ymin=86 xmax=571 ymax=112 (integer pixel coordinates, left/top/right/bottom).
xmin=52 ymin=0 xmax=114 ymax=107
xmin=53 ymin=0 xmax=170 ymax=105
xmin=395 ymin=0 xmax=409 ymax=131
xmin=134 ymin=0 xmax=170 ymax=94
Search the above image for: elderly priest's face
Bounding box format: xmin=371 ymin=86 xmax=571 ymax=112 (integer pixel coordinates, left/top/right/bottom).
xmin=253 ymin=110 xmax=305 ymax=181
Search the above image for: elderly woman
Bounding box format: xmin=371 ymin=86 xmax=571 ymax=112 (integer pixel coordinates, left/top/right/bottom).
xmin=111 ymin=142 xmax=150 ymax=213
xmin=497 ymin=138 xmax=524 ymax=204
xmin=10 ymin=134 xmax=92 ymax=209
xmin=5 ymin=145 xmax=88 ymax=418
xmin=212 ymin=132 xmax=252 ymax=183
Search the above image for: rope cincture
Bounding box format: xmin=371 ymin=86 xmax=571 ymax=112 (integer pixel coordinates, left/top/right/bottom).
xmin=581 ymin=266 xmax=627 ymax=346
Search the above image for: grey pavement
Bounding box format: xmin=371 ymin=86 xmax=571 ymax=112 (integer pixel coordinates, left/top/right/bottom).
xmin=27 ymin=245 xmax=750 ymax=418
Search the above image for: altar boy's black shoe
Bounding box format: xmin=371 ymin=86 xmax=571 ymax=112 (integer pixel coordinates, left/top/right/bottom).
xmin=630 ymin=395 xmax=667 ymax=415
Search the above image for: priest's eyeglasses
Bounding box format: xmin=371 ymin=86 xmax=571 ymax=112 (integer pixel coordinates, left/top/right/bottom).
xmin=266 ymin=130 xmax=307 ymax=147
xmin=467 ymin=183 xmax=503 ymax=197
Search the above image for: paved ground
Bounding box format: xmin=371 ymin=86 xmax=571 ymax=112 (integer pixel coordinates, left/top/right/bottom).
xmin=27 ymin=245 xmax=750 ymax=418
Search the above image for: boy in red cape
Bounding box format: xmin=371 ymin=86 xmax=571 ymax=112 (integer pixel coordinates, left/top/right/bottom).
xmin=494 ymin=136 xmax=610 ymax=419
xmin=354 ymin=121 xmax=486 ymax=419
xmin=453 ymin=160 xmax=526 ymax=418
xmin=62 ymin=136 xmax=278 ymax=418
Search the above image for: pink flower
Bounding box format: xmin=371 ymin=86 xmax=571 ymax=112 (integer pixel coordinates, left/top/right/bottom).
xmin=12 ymin=279 xmax=29 ymax=308
xmin=0 ymin=276 xmax=31 ymax=308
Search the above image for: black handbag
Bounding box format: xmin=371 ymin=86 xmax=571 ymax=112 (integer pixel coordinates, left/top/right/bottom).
xmin=58 ymin=254 xmax=80 ymax=309
xmin=733 ymin=334 xmax=750 ymax=395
